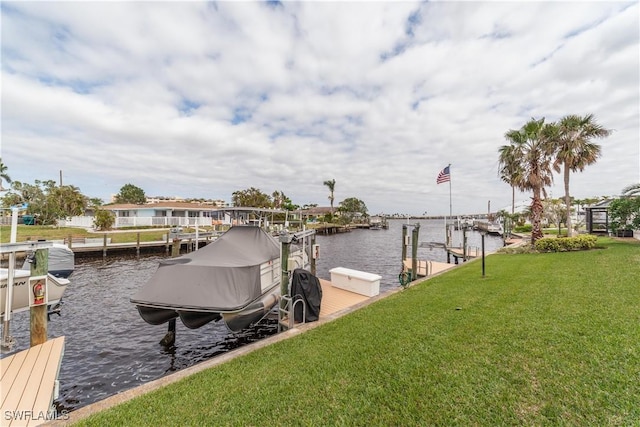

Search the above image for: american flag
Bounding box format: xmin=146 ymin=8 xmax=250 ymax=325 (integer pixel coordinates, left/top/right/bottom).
xmin=436 ymin=165 xmax=450 ymax=184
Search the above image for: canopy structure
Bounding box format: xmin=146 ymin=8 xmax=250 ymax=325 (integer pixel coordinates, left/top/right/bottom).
xmin=131 ymin=226 xmax=280 ymax=314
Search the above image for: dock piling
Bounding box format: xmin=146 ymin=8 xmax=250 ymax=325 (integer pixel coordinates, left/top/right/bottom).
xmin=30 ymin=248 xmax=48 ymax=347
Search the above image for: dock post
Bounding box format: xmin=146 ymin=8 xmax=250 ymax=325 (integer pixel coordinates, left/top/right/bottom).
xmin=401 ymin=225 xmax=408 ymax=266
xmin=136 ymin=233 xmax=141 ymax=257
xmin=67 ymin=234 xmax=73 ymax=249
xmin=279 ymin=232 xmax=292 ymax=311
xmin=310 ymin=234 xmax=317 ymax=276
xmin=160 ymin=319 xmax=176 ymax=347
xmin=161 ymin=238 xmax=181 ymax=346
xmin=411 ymin=224 xmax=419 ymax=280
xmin=171 ymin=238 xmax=180 ymax=257
xmin=463 ymin=227 xmax=468 ymax=261
xmin=165 ymin=233 xmax=170 ymax=255
xmin=30 ymin=248 xmax=48 ymax=347
xmin=103 ymin=233 xmax=108 ymax=258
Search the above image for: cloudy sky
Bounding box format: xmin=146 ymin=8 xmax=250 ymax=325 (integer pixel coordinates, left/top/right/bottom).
xmin=1 ymin=1 xmax=638 ymax=216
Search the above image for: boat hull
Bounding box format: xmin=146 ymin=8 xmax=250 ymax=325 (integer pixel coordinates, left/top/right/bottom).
xmin=1 ymin=269 xmax=70 ymax=320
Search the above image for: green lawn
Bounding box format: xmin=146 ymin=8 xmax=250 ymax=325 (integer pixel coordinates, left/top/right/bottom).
xmin=1 ymin=225 xmax=170 ymax=244
xmin=75 ymin=237 xmax=639 ymax=425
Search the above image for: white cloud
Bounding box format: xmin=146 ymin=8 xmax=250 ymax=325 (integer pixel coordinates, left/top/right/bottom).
xmin=1 ymin=1 xmax=638 ymax=215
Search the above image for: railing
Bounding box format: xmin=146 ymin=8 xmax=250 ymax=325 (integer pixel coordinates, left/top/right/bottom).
xmin=58 ymin=216 xmax=212 ymax=229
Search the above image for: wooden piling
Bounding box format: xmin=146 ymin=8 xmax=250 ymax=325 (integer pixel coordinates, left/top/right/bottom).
xmin=171 ymin=238 xmax=180 ymax=257
xmin=310 ymin=234 xmax=317 ymax=276
xmin=279 ymin=234 xmax=291 ymax=311
xmin=401 ymin=225 xmax=408 ymax=264
xmin=161 ymin=237 xmax=181 ymax=346
xmin=30 ymin=249 xmax=48 ymax=347
xmin=103 ymin=233 xmax=108 ymax=258
xmin=411 ymin=224 xmax=419 ymax=281
xmin=136 ymin=232 xmax=141 ymax=257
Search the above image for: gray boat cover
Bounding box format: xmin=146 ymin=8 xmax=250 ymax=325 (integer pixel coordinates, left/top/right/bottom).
xmin=130 ymin=226 xmax=280 ymax=312
xmin=22 ymin=243 xmax=75 ymax=278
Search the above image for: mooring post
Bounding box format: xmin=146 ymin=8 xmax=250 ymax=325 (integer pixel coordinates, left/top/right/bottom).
xmin=160 ymin=319 xmax=176 ymax=347
xmin=401 ymin=224 xmax=408 ymax=268
xmin=310 ymin=234 xmax=317 ymax=276
xmin=279 ymin=232 xmax=291 ymax=311
xmin=482 ymin=232 xmax=486 ymax=277
xmin=161 ymin=238 xmax=181 ymax=346
xmin=30 ymin=248 xmax=49 ymax=347
xmin=411 ymin=224 xmax=419 ymax=281
xmin=463 ymin=227 xmax=468 ymax=261
xmin=136 ymin=232 xmax=141 ymax=257
xmin=165 ymin=232 xmax=170 ymax=255
xmin=171 ymin=238 xmax=180 ymax=257
xmin=103 ymin=233 xmax=108 ymax=258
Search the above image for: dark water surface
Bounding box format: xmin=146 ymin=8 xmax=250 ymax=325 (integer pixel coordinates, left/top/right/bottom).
xmin=1 ymin=219 xmax=503 ymax=412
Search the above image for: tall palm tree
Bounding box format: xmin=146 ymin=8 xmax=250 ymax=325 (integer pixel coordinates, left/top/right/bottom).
xmin=501 ymin=118 xmax=556 ymax=244
xmin=622 ymin=183 xmax=640 ymax=197
xmin=323 ymin=179 xmax=336 ymax=217
xmin=552 ymin=114 xmax=610 ymax=236
xmin=498 ymin=144 xmax=524 ymax=214
xmin=0 ymin=158 xmax=11 ymax=190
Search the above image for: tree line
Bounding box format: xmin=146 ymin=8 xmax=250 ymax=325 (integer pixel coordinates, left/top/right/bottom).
xmin=0 ymin=162 xmax=368 ymax=227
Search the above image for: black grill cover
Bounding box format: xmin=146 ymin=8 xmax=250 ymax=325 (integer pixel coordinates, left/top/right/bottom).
xmin=291 ymin=268 xmax=322 ymax=322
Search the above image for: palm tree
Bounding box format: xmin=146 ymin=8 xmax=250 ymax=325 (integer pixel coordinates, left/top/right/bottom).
xmin=552 ymin=114 xmax=610 ymax=236
xmin=622 ymin=183 xmax=640 ymax=197
xmin=323 ymin=179 xmax=336 ymax=217
xmin=500 ymin=118 xmax=556 ymax=244
xmin=0 ymin=158 xmax=11 ymax=191
xmin=498 ymin=144 xmax=524 ymax=214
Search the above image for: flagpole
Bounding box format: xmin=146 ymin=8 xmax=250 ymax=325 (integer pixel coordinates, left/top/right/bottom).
xmin=448 ymin=163 xmax=452 ymax=219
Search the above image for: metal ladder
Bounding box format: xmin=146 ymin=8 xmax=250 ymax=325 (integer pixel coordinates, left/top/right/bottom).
xmin=278 ymin=294 xmax=306 ymax=332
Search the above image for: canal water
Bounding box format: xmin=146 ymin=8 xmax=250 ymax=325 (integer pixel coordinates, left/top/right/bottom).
xmin=1 ymin=219 xmax=504 ymax=412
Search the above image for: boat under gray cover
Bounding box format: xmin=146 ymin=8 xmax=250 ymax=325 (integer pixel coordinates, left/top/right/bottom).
xmin=131 ymin=226 xmax=280 ymax=329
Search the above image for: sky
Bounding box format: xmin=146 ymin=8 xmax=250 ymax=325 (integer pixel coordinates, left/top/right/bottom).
xmin=1 ymin=1 xmax=638 ymax=216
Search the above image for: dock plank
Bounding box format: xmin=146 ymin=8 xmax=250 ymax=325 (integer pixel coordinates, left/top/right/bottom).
xmin=318 ymin=279 xmax=369 ymax=317
xmin=403 ymin=259 xmax=456 ymax=277
xmin=1 ymin=349 xmax=30 ymax=408
xmin=0 ymin=337 xmax=65 ymax=427
xmin=30 ymin=337 xmax=65 ymax=420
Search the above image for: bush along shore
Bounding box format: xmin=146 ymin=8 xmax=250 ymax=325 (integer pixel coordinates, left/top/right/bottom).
xmin=66 ymin=236 xmax=640 ymax=426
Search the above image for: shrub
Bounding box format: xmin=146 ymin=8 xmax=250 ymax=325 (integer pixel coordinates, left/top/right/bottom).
xmin=93 ymin=209 xmax=115 ymax=230
xmin=534 ymin=235 xmax=597 ymax=252
xmin=514 ymin=224 xmax=532 ymax=233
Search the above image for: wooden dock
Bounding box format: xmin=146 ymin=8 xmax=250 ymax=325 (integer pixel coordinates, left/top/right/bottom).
xmin=403 ymin=259 xmax=457 ymax=278
xmin=318 ymin=279 xmax=370 ymax=317
xmin=280 ymin=278 xmax=372 ymax=329
xmin=1 ymin=336 xmax=65 ymax=426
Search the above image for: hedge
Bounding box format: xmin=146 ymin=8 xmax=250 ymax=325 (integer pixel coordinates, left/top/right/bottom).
xmin=534 ymin=235 xmax=598 ymax=252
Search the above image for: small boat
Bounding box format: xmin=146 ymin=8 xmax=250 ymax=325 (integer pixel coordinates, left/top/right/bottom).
xmin=369 ymin=216 xmax=388 ymax=230
xmin=1 ymin=269 xmax=70 ymax=320
xmin=131 ymin=225 xmax=310 ymax=332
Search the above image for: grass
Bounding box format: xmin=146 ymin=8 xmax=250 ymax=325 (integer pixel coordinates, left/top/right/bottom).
xmin=74 ymin=237 xmax=639 ymax=425
xmin=1 ymin=225 xmax=176 ymax=244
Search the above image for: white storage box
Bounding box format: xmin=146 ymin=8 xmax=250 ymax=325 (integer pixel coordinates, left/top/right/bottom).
xmin=329 ymin=267 xmax=381 ymax=297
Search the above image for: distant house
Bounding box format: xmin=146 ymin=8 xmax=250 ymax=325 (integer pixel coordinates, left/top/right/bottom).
xmin=300 ymin=207 xmax=335 ymax=222
xmin=102 ymin=202 xmax=223 ymax=228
